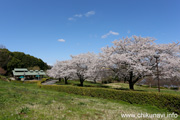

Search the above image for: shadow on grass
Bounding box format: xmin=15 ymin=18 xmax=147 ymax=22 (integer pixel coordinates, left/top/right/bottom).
xmin=56 ymin=81 xmax=111 ymax=88
xmin=114 ymin=88 xmax=145 ymax=92
xmin=53 ymin=81 xmax=149 ymax=92
xmin=74 ymin=84 xmax=111 ymax=88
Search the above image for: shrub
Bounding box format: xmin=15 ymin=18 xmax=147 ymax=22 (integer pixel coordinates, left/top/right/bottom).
xmin=38 ymin=82 xmax=180 ymax=114
xmin=24 ymin=80 xmax=39 ymax=84
xmin=102 ymin=76 xmax=114 ymax=84
xmin=0 ymin=75 xmax=9 ymax=81
xmin=170 ymin=87 xmax=179 ymax=90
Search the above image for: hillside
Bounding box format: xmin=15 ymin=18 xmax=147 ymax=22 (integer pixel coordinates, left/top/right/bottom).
xmin=0 ymin=48 xmax=49 ymax=75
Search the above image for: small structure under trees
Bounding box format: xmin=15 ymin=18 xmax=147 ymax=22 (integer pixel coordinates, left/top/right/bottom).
xmin=12 ymin=68 xmax=46 ymax=80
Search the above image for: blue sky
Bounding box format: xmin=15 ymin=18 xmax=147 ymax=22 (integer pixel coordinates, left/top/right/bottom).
xmin=0 ymin=0 xmax=180 ymax=65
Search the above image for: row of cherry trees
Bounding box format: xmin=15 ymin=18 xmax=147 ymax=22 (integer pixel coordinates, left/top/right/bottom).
xmin=47 ymin=36 xmax=180 ymax=89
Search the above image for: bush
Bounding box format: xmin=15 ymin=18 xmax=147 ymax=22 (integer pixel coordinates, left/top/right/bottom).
xmin=38 ymin=82 xmax=180 ymax=114
xmin=24 ymin=80 xmax=39 ymax=84
xmin=150 ymin=86 xmax=168 ymax=89
xmin=0 ymin=75 xmax=9 ymax=81
xmin=170 ymin=87 xmax=179 ymax=90
xmin=102 ymin=76 xmax=114 ymax=84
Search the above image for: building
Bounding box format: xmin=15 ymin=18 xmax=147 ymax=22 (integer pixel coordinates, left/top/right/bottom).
xmin=12 ymin=68 xmax=46 ymax=80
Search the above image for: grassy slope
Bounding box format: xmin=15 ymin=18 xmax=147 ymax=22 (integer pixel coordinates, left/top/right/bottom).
xmin=0 ymin=80 xmax=179 ymax=120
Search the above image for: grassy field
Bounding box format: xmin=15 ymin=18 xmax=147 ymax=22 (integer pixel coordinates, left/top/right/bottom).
xmin=0 ymin=80 xmax=179 ymax=120
xmin=56 ymin=80 xmax=109 ymax=88
xmin=56 ymin=80 xmax=180 ymax=96
xmin=105 ymin=83 xmax=180 ymax=95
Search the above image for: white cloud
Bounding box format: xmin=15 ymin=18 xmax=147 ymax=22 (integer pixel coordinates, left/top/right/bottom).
xmin=101 ymin=31 xmax=119 ymax=38
xmin=85 ymin=11 xmax=95 ymax=17
xmin=58 ymin=39 xmax=65 ymax=42
xmin=68 ymin=11 xmax=95 ymax=21
xmin=74 ymin=14 xmax=83 ymax=18
xmin=127 ymin=30 xmax=131 ymax=34
xmin=68 ymin=17 xmax=75 ymax=21
xmin=101 ymin=34 xmax=108 ymax=39
xmin=109 ymin=31 xmax=119 ymax=35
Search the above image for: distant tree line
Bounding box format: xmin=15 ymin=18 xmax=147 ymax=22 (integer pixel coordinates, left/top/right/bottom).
xmin=0 ymin=45 xmax=49 ymax=76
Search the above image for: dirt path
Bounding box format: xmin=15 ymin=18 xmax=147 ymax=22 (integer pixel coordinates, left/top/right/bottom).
xmin=42 ymin=80 xmax=58 ymax=85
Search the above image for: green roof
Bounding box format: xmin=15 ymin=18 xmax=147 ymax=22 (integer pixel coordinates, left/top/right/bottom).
xmin=14 ymin=68 xmax=28 ymax=71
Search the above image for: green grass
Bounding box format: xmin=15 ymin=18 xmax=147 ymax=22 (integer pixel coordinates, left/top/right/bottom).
xmin=0 ymin=80 xmax=179 ymax=120
xmin=56 ymin=80 xmax=109 ymax=88
xmin=105 ymin=82 xmax=180 ymax=96
xmin=56 ymin=79 xmax=180 ymax=96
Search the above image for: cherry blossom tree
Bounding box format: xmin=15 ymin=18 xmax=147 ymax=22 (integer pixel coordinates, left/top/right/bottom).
xmin=153 ymin=42 xmax=180 ymax=79
xmin=70 ymin=52 xmax=98 ymax=86
xmin=47 ymin=35 xmax=180 ymax=91
xmin=57 ymin=60 xmax=76 ymax=84
xmin=48 ymin=53 xmax=103 ymax=85
xmin=86 ymin=53 xmax=104 ymax=83
xmin=46 ymin=61 xmax=60 ymax=79
xmin=101 ymin=36 xmax=180 ymax=90
xmin=47 ymin=60 xmax=75 ymax=84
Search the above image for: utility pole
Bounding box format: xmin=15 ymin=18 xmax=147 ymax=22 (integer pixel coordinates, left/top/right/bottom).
xmin=154 ymin=54 xmax=160 ymax=92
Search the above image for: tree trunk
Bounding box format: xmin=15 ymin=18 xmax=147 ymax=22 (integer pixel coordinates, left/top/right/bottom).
xmin=80 ymin=80 xmax=83 ymax=86
xmin=124 ymin=77 xmax=127 ymax=83
xmin=80 ymin=78 xmax=84 ymax=86
xmin=129 ymin=82 xmax=134 ymax=90
xmin=129 ymin=71 xmax=134 ymax=90
xmin=64 ymin=77 xmax=68 ymax=84
xmin=59 ymin=78 xmax=61 ymax=82
xmin=94 ymin=79 xmax=96 ymax=83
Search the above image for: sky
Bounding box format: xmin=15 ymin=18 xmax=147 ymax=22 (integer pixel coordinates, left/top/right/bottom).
xmin=0 ymin=0 xmax=180 ymax=65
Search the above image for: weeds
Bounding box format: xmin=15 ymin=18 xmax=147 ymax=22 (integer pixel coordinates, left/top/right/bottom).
xmin=19 ymin=107 xmax=30 ymax=114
